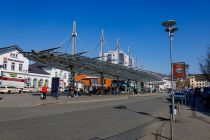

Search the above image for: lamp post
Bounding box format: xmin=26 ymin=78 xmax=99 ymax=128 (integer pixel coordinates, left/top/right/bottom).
xmin=162 ymin=20 xmax=178 ymax=140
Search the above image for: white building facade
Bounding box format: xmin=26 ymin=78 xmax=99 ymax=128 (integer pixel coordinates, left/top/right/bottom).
xmin=43 ymin=67 xmax=69 ymax=89
xmin=0 ymin=46 xmax=29 ymax=87
xmin=0 ymin=45 xmax=70 ymax=90
xmin=104 ymin=50 xmax=134 ymax=67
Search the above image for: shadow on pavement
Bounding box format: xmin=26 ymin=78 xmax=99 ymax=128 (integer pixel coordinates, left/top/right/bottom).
xmin=151 ymin=133 xmax=171 ymax=140
xmin=113 ymin=106 xmax=170 ymax=121
xmin=113 ymin=105 xmax=170 ymax=140
xmin=186 ymin=96 xmax=210 ymax=117
xmin=165 ymin=94 xmax=210 ymax=117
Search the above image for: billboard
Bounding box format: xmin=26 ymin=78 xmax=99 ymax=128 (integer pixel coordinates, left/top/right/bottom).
xmin=173 ymin=62 xmax=185 ymax=79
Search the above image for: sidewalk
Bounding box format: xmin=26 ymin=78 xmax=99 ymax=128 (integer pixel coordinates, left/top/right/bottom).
xmin=142 ymin=105 xmax=210 ymax=140
xmin=0 ymin=93 xmax=162 ymax=108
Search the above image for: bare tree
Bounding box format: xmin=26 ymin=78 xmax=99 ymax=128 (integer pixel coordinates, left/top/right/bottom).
xmin=200 ymin=47 xmax=210 ymax=82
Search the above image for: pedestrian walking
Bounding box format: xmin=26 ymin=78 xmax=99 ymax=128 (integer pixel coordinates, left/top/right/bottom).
xmin=89 ymin=86 xmax=93 ymax=96
xmin=41 ymin=85 xmax=47 ymax=100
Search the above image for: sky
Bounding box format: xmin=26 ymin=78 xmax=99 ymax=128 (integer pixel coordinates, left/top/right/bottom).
xmin=0 ymin=0 xmax=210 ymax=74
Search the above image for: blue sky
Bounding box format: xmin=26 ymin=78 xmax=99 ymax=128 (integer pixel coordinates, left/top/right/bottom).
xmin=0 ymin=0 xmax=210 ymax=74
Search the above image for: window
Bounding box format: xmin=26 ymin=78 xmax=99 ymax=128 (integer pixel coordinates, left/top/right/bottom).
xmin=27 ymin=78 xmax=31 ymax=85
xmin=33 ymin=79 xmax=37 ymax=88
xmin=19 ymin=64 xmax=23 ymax=72
xmin=11 ymin=62 xmax=15 ymax=71
xmin=39 ymin=79 xmax=43 ymax=88
xmin=3 ymin=60 xmax=7 ymax=70
xmin=45 ymin=80 xmax=48 ymax=87
xmin=64 ymin=73 xmax=67 ymax=79
xmin=55 ymin=72 xmax=58 ymax=77
xmin=10 ymin=53 xmax=18 ymax=58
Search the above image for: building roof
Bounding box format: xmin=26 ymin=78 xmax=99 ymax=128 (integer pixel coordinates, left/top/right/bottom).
xmin=24 ymin=48 xmax=163 ymax=82
xmin=0 ymin=45 xmax=24 ymax=53
xmin=29 ymin=63 xmax=50 ymax=75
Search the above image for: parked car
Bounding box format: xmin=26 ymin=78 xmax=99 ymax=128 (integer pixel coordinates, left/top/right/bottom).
xmin=174 ymin=92 xmax=186 ymax=102
xmin=0 ymin=86 xmax=22 ymax=94
xmin=23 ymin=86 xmax=36 ymax=93
xmin=202 ymin=87 xmax=210 ymax=104
xmin=194 ymin=88 xmax=201 ymax=96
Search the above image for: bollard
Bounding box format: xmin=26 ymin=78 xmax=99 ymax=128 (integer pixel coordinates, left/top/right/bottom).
xmin=177 ymin=102 xmax=180 ymax=113
xmin=181 ymin=99 xmax=183 ymax=109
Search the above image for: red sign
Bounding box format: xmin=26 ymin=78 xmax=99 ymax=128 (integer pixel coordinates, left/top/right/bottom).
xmin=173 ymin=62 xmax=185 ymax=79
xmin=0 ymin=76 xmax=25 ymax=82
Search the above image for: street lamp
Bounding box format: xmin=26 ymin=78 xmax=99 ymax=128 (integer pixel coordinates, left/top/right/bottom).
xmin=162 ymin=20 xmax=178 ymax=119
xmin=162 ymin=20 xmax=178 ymax=140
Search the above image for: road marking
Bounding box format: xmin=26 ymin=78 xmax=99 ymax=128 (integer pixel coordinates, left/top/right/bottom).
xmin=66 ymin=97 xmax=128 ymax=104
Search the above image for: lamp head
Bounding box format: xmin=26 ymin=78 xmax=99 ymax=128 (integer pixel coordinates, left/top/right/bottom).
xmin=165 ymin=27 xmax=178 ymax=33
xmin=162 ymin=20 xmax=176 ymax=27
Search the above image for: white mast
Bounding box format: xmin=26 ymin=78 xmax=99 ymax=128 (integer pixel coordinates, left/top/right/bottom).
xmin=72 ymin=20 xmax=77 ymax=55
xmin=116 ymin=38 xmax=120 ymax=64
xmin=100 ymin=29 xmax=104 ymax=61
xmin=128 ymin=46 xmax=130 ymax=67
xmin=135 ymin=57 xmax=138 ymax=69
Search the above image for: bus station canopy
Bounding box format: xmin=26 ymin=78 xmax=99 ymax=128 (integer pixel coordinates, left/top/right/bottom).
xmin=23 ymin=48 xmax=163 ymax=82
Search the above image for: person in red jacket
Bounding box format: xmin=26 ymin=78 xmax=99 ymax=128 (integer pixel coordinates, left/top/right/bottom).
xmin=41 ymin=85 xmax=47 ymax=100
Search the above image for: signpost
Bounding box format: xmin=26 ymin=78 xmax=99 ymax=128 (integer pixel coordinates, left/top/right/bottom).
xmin=173 ymin=62 xmax=185 ymax=79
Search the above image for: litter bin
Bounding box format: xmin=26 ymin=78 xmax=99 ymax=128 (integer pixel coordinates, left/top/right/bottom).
xmin=169 ymin=105 xmax=177 ymax=115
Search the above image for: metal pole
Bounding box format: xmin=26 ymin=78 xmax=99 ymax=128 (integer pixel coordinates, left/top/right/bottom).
xmin=116 ymin=76 xmax=119 ymax=95
xmin=69 ymin=66 xmax=75 ymax=97
xmin=169 ymin=34 xmax=175 ymax=121
xmin=170 ymin=114 xmax=174 ymax=140
xmin=127 ymin=79 xmax=130 ymax=94
xmin=162 ymin=20 xmax=178 ymax=140
xmin=69 ymin=20 xmax=77 ymax=97
xmin=100 ymin=73 xmax=104 ymax=95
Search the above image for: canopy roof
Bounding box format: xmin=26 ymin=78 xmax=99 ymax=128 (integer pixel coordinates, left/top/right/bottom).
xmin=23 ymin=48 xmax=163 ymax=82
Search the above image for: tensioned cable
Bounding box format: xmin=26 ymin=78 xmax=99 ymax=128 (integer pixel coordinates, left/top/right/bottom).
xmin=77 ymin=36 xmax=89 ymax=53
xmin=63 ymin=37 xmax=72 ymax=54
xmin=53 ymin=34 xmax=72 ymax=52
xmin=104 ymin=38 xmax=114 ymax=52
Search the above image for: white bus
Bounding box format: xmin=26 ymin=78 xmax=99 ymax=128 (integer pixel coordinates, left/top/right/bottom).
xmin=0 ymin=76 xmax=25 ymax=89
